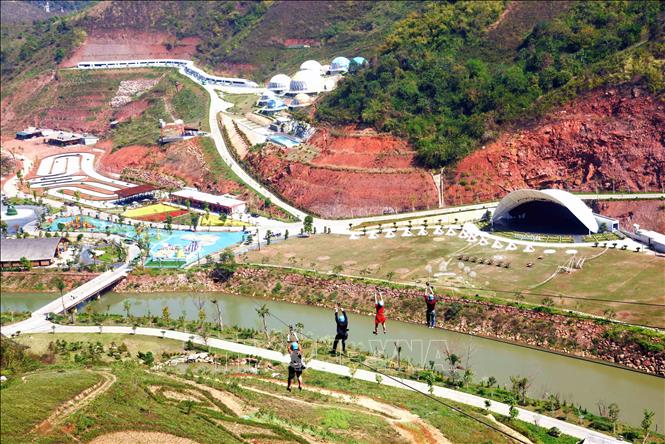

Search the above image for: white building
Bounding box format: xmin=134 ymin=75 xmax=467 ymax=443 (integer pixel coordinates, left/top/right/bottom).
xmin=171 ymin=188 xmax=246 ymax=215
xmin=299 ymin=60 xmax=323 ymax=74
xmin=267 ymin=74 xmax=291 ymax=94
xmin=330 ymin=56 xmax=350 ymax=74
xmin=289 ymin=70 xmax=323 ymax=94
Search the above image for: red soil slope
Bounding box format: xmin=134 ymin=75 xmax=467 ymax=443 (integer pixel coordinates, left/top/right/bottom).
xmin=308 ymin=128 xmax=416 ymax=170
xmin=246 ymin=130 xmax=438 ymax=218
xmin=445 ymin=85 xmax=664 ymax=205
xmin=591 ymin=200 xmax=665 ymax=234
xmin=62 ymin=30 xmax=200 ymax=67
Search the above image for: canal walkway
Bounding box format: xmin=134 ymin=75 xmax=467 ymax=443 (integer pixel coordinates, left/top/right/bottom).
xmin=1 ymin=321 xmax=621 ymax=443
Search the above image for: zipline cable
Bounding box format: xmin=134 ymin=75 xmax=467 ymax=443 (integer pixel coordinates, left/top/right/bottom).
xmin=259 ymin=306 xmax=532 ymax=444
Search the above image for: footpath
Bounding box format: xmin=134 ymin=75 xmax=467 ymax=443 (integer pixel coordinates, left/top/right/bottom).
xmin=4 ymin=322 xmax=621 ymax=443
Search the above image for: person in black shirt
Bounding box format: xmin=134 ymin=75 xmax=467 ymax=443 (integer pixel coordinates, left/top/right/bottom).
xmin=424 ymin=282 xmax=439 ymax=328
xmin=331 ymin=305 xmax=349 ymax=354
xmin=286 ymin=328 xmax=305 ymax=391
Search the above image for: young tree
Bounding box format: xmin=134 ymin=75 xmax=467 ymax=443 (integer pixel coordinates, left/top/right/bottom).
xmin=162 ymin=306 xmax=171 ymax=324
xmin=303 ymin=215 xmax=314 ymax=234
xmin=608 ymin=403 xmax=620 ymax=435
xmin=19 ymin=256 xmax=32 ymax=271
xmin=55 ymin=277 xmax=66 ymax=314
xmin=123 ymin=300 xmax=132 ymax=319
xmin=509 ymin=404 xmax=519 ymax=421
xmin=211 ymin=299 xmax=224 ymax=331
xmin=641 ymin=409 xmax=654 ymax=443
xmin=510 ymin=376 xmax=530 ymax=405
xmin=255 ymin=304 xmax=270 ymax=339
xmin=210 ymin=249 xmax=237 ymax=283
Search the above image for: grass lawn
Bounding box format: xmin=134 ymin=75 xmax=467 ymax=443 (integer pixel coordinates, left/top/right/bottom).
xmin=0 ymin=369 xmax=101 ymax=442
xmin=244 ymin=235 xmax=665 ymax=326
xmin=16 ymin=333 xmax=187 ymax=358
xmin=221 ymin=93 xmax=258 ymax=115
xmin=122 ymin=203 xmax=182 ymax=218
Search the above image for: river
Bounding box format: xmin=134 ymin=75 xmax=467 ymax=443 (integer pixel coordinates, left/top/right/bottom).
xmin=2 ymin=291 xmax=663 ymax=428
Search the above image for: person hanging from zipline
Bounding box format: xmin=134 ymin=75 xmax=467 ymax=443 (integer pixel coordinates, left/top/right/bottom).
xmin=424 ymin=282 xmax=439 ymax=328
xmin=373 ymin=291 xmax=387 ymax=335
xmin=286 ymin=326 xmax=305 ymax=391
xmin=331 ymin=305 xmax=349 ymax=355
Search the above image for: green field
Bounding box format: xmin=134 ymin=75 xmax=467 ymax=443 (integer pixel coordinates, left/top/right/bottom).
xmin=3 ymin=333 xmax=587 ymax=444
xmin=222 ymin=93 xmax=259 ymax=115
xmin=1 ymin=369 xmax=101 ymax=442
xmin=245 ymin=235 xmax=665 ymax=326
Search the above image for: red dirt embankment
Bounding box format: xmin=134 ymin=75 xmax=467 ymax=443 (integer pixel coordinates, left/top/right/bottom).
xmin=445 ymin=85 xmax=664 ymax=204
xmin=100 ymin=141 xmax=235 ymax=192
xmin=246 ymin=129 xmax=439 ymax=218
xmin=62 ymin=30 xmax=200 ymax=67
xmin=308 ymin=128 xmax=416 ymax=169
xmin=98 ymin=140 xmax=288 ymax=219
xmin=591 ymin=200 xmax=665 ymax=233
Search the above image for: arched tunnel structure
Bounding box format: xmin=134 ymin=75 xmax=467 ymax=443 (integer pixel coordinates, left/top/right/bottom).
xmin=492 ymin=189 xmax=599 ymax=235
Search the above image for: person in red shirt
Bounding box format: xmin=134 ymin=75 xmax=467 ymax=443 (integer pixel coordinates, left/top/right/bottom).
xmin=373 ymin=292 xmax=387 ymax=335
xmin=424 ymin=282 xmax=438 ymax=328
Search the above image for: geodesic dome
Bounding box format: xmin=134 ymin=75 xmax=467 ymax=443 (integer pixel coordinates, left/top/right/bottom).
xmin=289 ymin=70 xmax=322 ymax=94
xmin=268 ymin=74 xmax=291 ymax=92
xmin=330 ymin=56 xmax=350 ymax=73
xmin=299 ymin=60 xmax=322 ymax=72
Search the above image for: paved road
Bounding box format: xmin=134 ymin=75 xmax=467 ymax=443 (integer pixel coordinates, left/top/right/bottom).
xmin=202 ymin=83 xmax=308 ymax=221
xmin=1 ymin=322 xmax=620 ymax=443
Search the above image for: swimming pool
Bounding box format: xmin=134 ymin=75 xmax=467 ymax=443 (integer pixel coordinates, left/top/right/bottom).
xmin=48 ymin=216 xmax=244 ymax=267
xmin=268 ymin=134 xmax=300 ymax=148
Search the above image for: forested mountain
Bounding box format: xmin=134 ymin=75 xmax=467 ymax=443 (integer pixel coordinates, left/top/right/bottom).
xmin=1 ymin=1 xmax=420 ymax=89
xmin=316 ymin=1 xmax=664 ymax=168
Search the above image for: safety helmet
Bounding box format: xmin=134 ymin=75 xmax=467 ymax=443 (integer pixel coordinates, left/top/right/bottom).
xmin=428 ymin=295 xmax=434 ymax=301
xmin=338 ymin=314 xmax=346 ymax=322
xmin=378 ymin=301 xmax=384 ymax=307
xmin=291 ymin=342 xmax=299 ymax=351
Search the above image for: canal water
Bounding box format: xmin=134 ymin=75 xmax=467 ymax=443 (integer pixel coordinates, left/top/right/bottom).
xmin=2 ymin=291 xmax=663 ymax=428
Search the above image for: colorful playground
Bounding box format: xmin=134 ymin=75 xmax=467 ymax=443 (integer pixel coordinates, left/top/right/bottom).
xmin=47 ymin=216 xmax=244 ymax=267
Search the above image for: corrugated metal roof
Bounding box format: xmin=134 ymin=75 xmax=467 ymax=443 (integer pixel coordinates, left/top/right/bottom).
xmin=0 ymin=237 xmax=66 ymax=262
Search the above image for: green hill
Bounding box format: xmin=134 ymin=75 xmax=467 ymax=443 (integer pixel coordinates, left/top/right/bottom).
xmin=316 ymin=1 xmax=664 ymax=167
xmin=1 ymin=0 xmax=421 ymax=91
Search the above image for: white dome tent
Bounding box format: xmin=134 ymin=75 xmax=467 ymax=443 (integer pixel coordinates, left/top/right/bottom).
xmin=299 ymin=60 xmax=323 ymax=73
xmin=289 ymin=70 xmax=323 ymax=94
xmin=492 ymin=189 xmax=600 ymax=234
xmin=257 ymin=90 xmax=277 ymax=106
xmin=262 ymin=97 xmax=287 ymax=113
xmin=267 ymin=74 xmax=291 ymax=94
xmin=330 ymin=56 xmax=350 ymax=73
xmin=290 ymin=93 xmax=313 ymax=108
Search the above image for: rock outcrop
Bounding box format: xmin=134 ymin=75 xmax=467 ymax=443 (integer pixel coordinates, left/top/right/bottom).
xmin=445 ymin=85 xmax=664 ymax=204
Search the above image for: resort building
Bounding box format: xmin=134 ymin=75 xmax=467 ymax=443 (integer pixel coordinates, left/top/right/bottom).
xmin=171 ymin=188 xmax=246 ymax=215
xmin=46 ymin=131 xmax=84 ymax=147
xmin=330 ymin=56 xmax=350 ymax=74
xmin=289 ymin=93 xmax=313 ymax=108
xmin=0 ymin=237 xmax=69 ymax=268
xmin=289 ymin=70 xmax=323 ymax=94
xmin=257 ymin=90 xmax=277 ymax=106
xmin=267 ymin=74 xmax=291 ymax=94
xmin=299 ymin=60 xmax=323 ymax=74
xmin=15 ymin=127 xmax=42 ymax=140
xmin=261 ymin=97 xmax=288 ymax=114
xmin=113 ymin=184 xmax=160 ymax=205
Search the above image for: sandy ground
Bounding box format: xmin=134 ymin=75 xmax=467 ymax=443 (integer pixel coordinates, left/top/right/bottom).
xmin=88 ymin=431 xmax=199 ymax=444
